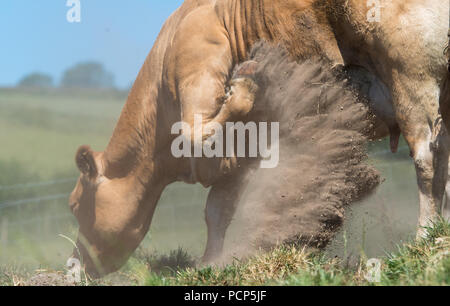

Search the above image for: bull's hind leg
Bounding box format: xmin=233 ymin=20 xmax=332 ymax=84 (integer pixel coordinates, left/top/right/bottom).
xmin=203 ymin=172 xmax=248 ymax=263
xmin=441 ymin=75 xmax=450 ymax=221
xmin=444 ymin=169 xmax=450 ymax=221
xmin=405 ymin=114 xmax=448 ymax=237
xmin=392 ymin=79 xmax=449 ymax=237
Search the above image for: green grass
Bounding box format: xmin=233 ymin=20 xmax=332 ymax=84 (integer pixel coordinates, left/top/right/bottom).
xmin=118 ymin=219 xmax=448 ymax=286
xmin=17 ymin=218 xmax=439 ymax=286
xmin=0 ymin=88 xmax=123 ymax=178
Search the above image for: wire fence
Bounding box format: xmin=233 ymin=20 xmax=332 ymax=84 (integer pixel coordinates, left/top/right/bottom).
xmin=0 ymin=174 xmax=201 ymax=246
xmin=0 ymin=177 xmax=77 ymax=191
xmin=0 ymin=146 xmax=409 ymax=209
xmin=0 ymin=147 xmax=412 ymax=246
xmin=0 ymin=177 xmax=76 ymax=246
xmin=0 ymin=193 xmax=70 ymax=210
xmin=0 ymin=176 xmax=76 ymax=210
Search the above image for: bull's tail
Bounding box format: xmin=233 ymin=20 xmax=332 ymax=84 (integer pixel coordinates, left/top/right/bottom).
xmin=446 ymin=29 xmax=450 ymax=72
xmin=441 ymin=78 xmax=450 ymax=134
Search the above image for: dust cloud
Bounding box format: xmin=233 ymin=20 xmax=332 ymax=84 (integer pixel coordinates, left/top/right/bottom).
xmin=224 ymin=43 xmax=381 ymax=260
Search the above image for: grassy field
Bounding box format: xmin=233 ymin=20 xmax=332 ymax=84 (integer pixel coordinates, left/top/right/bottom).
xmin=0 ymin=87 xmax=447 ymax=286
xmin=1 ymin=219 xmax=448 ymax=286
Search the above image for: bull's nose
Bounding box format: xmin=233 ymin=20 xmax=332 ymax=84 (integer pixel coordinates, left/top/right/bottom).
xmin=72 ymin=245 xmax=105 ymax=279
xmin=71 ymin=249 xmax=102 ymax=279
xmin=84 ymin=263 xmax=101 ymax=279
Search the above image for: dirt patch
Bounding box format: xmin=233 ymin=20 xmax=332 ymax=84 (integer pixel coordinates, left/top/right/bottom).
xmin=24 ymin=272 xmax=76 ymax=286
xmin=225 ymin=43 xmax=381 ymax=259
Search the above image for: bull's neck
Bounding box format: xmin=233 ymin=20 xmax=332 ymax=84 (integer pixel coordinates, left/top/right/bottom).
xmin=102 ymin=57 xmax=177 ymax=190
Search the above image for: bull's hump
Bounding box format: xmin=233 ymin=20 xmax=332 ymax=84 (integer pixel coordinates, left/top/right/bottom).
xmin=214 ymin=0 xmax=274 ymax=62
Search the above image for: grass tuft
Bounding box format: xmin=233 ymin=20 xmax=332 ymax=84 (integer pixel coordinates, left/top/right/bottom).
xmin=129 ymin=219 xmax=450 ymax=286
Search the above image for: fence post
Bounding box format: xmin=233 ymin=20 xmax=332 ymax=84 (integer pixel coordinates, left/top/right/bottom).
xmin=44 ymin=213 xmax=50 ymax=236
xmin=1 ymin=217 xmax=8 ymax=246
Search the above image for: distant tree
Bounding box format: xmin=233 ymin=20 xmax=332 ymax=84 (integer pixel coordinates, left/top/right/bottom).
xmin=61 ymin=62 xmax=115 ymax=89
xmin=18 ymin=73 xmax=53 ymax=88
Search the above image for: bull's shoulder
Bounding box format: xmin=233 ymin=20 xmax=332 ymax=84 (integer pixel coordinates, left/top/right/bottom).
xmin=138 ymin=1 xmax=217 ymax=85
xmin=162 ymin=5 xmax=231 ymax=88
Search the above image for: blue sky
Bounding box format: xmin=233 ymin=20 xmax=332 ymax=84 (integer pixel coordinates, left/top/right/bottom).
xmin=0 ymin=0 xmax=184 ymax=88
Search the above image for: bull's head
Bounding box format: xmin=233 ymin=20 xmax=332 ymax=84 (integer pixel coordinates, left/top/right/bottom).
xmin=69 ymin=145 xmax=148 ymax=278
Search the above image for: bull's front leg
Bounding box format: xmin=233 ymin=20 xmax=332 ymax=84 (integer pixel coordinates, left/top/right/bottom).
xmin=203 ymin=171 xmax=249 ymax=264
xmin=178 ymin=65 xmax=259 ymax=143
xmin=214 ymin=76 xmax=259 ymax=126
xmin=176 ymin=62 xmax=259 ymax=185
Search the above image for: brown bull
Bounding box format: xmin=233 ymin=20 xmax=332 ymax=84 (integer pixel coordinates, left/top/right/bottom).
xmin=69 ymin=0 xmax=450 ymax=277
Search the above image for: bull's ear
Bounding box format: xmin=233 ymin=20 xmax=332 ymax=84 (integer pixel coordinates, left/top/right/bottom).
xmin=75 ymin=145 xmax=98 ymax=178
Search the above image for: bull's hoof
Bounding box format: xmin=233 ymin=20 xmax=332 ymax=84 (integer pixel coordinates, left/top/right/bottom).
xmin=416 ymin=227 xmax=428 ymax=240
xmin=225 ymin=78 xmax=258 ymax=117
xmin=201 ymin=254 xmax=220 ymax=266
